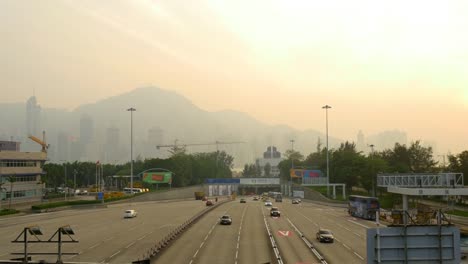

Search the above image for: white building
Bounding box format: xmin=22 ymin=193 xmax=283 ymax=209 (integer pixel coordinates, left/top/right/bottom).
xmin=256 ymin=146 xmax=283 ymax=177
xmin=0 ymin=141 xmax=47 ymax=205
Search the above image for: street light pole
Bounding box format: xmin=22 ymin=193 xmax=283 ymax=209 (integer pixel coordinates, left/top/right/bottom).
xmin=369 ymin=144 xmax=375 ymax=197
xmin=127 ymin=107 xmax=136 ymax=194
xmin=322 ymin=105 xmax=332 ymax=198
xmin=290 ymin=139 xmax=295 ymax=169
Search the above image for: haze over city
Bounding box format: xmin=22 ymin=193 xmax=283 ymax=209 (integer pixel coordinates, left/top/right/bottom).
xmin=2 ymin=0 xmax=468 ymax=155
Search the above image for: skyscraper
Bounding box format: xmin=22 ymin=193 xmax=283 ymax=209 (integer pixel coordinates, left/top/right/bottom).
xmin=80 ymin=114 xmax=94 ymax=145
xmin=356 ymin=130 xmax=366 ymax=153
xmin=104 ymin=127 xmax=120 ymax=162
xmin=57 ymin=131 xmax=70 ymax=161
xmin=26 ymin=96 xmax=41 ymax=136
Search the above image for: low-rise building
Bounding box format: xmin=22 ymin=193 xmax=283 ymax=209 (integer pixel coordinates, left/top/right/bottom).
xmin=0 ymin=141 xmax=47 ymax=205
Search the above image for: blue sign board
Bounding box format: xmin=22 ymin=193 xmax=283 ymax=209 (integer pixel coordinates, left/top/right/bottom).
xmin=97 ymin=192 xmax=104 ymax=200
xmin=205 ymin=178 xmax=240 ymax=184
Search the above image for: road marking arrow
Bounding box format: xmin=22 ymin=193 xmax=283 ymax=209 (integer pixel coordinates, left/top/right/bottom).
xmin=277 ymin=230 xmax=291 ymax=237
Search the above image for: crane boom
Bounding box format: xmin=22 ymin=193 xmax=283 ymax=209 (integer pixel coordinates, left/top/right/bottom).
xmin=156 ymin=140 xmax=245 ymax=150
xmin=28 ymin=131 xmax=49 ymax=153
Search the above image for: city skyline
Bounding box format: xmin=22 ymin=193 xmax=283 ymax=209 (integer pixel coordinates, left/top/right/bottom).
xmin=1 ymin=1 xmax=467 ymax=154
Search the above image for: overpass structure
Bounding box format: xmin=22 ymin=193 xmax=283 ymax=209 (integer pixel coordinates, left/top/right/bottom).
xmin=377 ymin=173 xmax=468 ymax=224
xmin=204 ymin=178 xmax=290 ymax=196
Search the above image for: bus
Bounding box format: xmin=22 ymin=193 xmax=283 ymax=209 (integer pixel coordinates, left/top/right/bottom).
xmin=123 ymin=187 xmax=144 ymax=194
xmin=348 ymin=195 xmax=380 ymax=220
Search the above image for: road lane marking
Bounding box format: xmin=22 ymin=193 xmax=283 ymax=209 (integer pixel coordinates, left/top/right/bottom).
xmin=109 ymin=250 xmax=121 ymax=259
xmin=193 ymin=249 xmax=199 ymax=258
xmin=129 ymin=226 xmax=138 ymax=231
xmin=353 ymin=232 xmax=362 ymax=237
xmin=354 ymin=252 xmax=365 ymax=260
xmin=125 ymin=241 xmax=136 ymax=249
xmin=137 ymin=235 xmax=147 ymax=241
xmin=344 ymin=227 xmax=351 ymax=231
xmin=343 ymin=243 xmax=351 ymax=250
xmin=189 ymin=260 xmax=193 ymax=264
xmin=200 ymin=242 xmax=204 ymax=248
xmin=335 ymin=238 xmax=341 ymax=243
xmin=104 ymin=236 xmax=113 ymax=241
xmin=348 ymin=219 xmax=371 ymax=229
xmin=89 ymin=242 xmax=102 ymax=249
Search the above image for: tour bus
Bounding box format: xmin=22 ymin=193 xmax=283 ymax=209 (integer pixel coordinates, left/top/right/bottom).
xmin=348 ymin=195 xmax=380 ymax=220
xmin=123 ymin=187 xmax=144 ymax=194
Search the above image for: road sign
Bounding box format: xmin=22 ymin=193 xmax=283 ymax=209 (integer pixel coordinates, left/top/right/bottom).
xmin=277 ymin=230 xmax=291 ymax=237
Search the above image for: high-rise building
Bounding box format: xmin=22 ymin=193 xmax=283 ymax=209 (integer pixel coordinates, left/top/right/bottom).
xmin=57 ymin=132 xmax=70 ymax=161
xmin=356 ymin=130 xmax=366 ymax=153
xmin=104 ymin=127 xmax=120 ymax=162
xmin=256 ymin=146 xmax=283 ymax=177
xmin=80 ymin=114 xmax=94 ymax=145
xmin=26 ymin=96 xmax=41 ymax=137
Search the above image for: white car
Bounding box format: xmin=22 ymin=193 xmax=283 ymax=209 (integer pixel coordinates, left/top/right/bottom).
xmin=124 ymin=209 xmax=137 ymax=218
xmin=264 ymin=201 xmax=273 ymax=206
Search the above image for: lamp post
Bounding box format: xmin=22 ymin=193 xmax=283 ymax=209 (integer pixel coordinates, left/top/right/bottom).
xmin=290 ymin=139 xmax=295 ymax=169
xmin=369 ymin=144 xmax=375 ymax=197
xmin=127 ymin=107 xmax=136 ymax=194
xmin=322 ymin=105 xmax=331 ymax=197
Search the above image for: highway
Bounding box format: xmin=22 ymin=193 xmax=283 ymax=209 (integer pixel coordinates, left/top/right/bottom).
xmin=0 ymin=197 xmax=375 ymax=263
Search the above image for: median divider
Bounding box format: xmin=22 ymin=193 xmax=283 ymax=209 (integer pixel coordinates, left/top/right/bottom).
xmin=132 ymin=198 xmax=231 ymax=264
xmin=262 ymin=208 xmax=284 ymax=264
xmin=286 ymin=217 xmax=328 ymax=264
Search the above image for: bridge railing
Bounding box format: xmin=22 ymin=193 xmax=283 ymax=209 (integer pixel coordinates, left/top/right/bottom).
xmin=377 ymin=173 xmax=464 ymax=188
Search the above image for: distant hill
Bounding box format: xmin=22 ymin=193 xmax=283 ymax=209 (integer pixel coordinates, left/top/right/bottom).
xmin=0 ymin=87 xmax=338 ymax=167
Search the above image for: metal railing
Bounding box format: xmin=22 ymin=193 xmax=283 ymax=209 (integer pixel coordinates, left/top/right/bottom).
xmin=377 ymin=173 xmax=464 ymax=188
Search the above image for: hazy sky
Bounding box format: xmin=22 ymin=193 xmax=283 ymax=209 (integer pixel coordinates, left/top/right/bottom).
xmin=1 ymin=0 xmax=468 ymax=153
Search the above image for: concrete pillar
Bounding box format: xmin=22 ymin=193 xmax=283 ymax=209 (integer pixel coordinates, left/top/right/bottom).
xmin=402 ymin=194 xmax=408 ymax=225
xmin=342 ymin=185 xmax=346 ymax=198
xmin=332 ymin=185 xmax=336 ymax=199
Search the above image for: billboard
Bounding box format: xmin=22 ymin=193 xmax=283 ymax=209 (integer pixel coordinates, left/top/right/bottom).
xmin=142 ymin=172 xmax=172 ymax=184
xmin=239 ymin=178 xmax=280 ymax=185
xmin=290 ymin=169 xmax=323 ymax=178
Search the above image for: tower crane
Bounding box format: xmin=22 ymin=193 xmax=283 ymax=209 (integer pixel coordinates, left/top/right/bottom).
xmin=156 ymin=140 xmax=245 ymax=153
xmin=28 ymin=131 xmax=49 ymax=153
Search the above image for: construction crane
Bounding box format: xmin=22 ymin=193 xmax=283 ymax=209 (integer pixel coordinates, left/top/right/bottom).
xmin=156 ymin=140 xmax=245 ymax=153
xmin=28 ymin=131 xmax=49 ymax=153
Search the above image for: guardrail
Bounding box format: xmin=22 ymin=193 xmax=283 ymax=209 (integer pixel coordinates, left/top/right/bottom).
xmin=262 ymin=209 xmax=284 ymax=264
xmin=286 ymin=218 xmax=328 ymax=264
xmin=132 ymin=198 xmax=231 ymax=264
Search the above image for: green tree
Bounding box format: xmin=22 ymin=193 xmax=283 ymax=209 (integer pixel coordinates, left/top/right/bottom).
xmin=448 ymin=151 xmax=468 ymax=183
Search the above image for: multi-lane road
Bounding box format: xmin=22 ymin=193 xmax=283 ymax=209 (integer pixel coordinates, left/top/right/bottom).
xmin=0 ymin=197 xmax=379 ymax=263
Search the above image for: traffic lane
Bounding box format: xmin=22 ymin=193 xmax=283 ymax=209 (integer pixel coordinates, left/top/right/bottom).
xmin=283 ymin=201 xmax=366 ymax=263
xmin=70 ymin=200 xmax=208 ymax=264
xmin=291 ymin=201 xmax=371 ymax=255
xmin=154 ymin=201 xmax=236 ymax=264
xmin=263 ymin=204 xmax=318 ymax=264
xmin=0 ymin=200 xmax=207 ymax=263
xmin=238 ymin=201 xmax=272 ymax=264
xmin=195 ymin=201 xmax=247 ymax=264
xmin=289 ymin=201 xmax=369 ymax=244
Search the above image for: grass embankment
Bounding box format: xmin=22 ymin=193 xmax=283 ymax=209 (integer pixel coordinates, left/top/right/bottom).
xmin=446 ymin=210 xmax=468 ymax=217
xmin=0 ymin=209 xmax=19 ymax=216
xmin=31 ymin=192 xmax=147 ymax=210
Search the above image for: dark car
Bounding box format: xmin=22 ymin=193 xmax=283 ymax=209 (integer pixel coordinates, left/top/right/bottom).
xmin=220 ymin=215 xmax=232 ymax=225
xmin=316 ymin=228 xmax=334 ymax=243
xmin=270 ymin=207 xmax=281 ymax=217
xmin=206 ymin=200 xmax=213 ymax=206
xmin=240 ymin=198 xmax=246 ymax=203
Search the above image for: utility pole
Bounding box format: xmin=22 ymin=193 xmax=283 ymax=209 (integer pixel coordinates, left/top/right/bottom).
xmin=290 ymin=139 xmax=295 ymax=169
xmin=369 ymin=144 xmax=375 ymax=197
xmin=127 ymin=107 xmax=136 ymax=194
xmin=322 ymin=105 xmax=332 ymax=197
xmin=73 ymin=170 xmax=77 ymax=197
